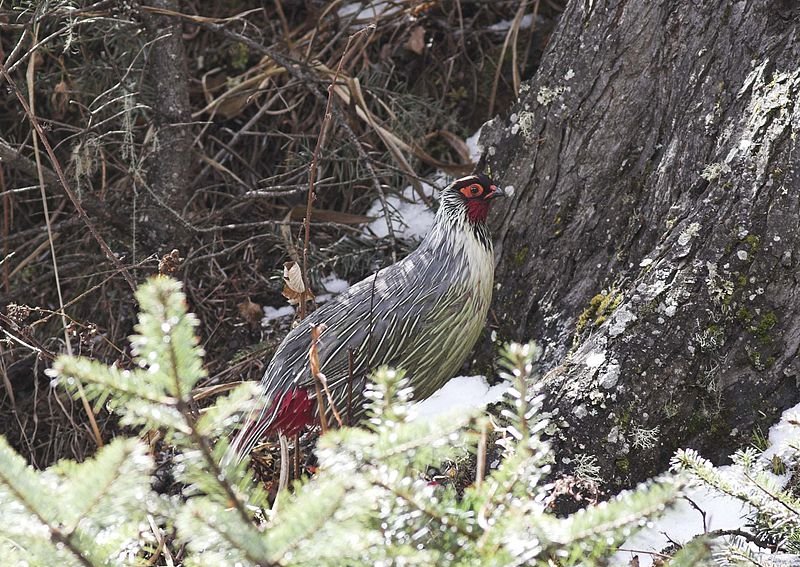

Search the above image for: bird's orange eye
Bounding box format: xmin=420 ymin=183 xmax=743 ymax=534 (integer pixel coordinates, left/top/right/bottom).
xmin=460 ymin=183 xmax=484 ymax=198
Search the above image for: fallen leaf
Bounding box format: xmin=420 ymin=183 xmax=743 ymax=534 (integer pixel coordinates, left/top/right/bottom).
xmin=406 ymin=26 xmax=426 ymax=55
xmin=282 ymin=261 xmax=314 ymax=306
xmin=238 ymin=298 xmax=262 ymax=326
xmin=50 ymin=79 xmax=70 ymax=119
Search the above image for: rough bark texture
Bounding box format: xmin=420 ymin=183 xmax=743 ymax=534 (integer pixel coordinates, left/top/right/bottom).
xmin=481 ymin=0 xmax=800 ymax=491
xmin=139 ymin=0 xmax=192 ymax=251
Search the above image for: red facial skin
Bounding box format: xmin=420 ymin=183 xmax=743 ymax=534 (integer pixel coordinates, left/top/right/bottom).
xmin=461 ymin=183 xmax=500 ymax=224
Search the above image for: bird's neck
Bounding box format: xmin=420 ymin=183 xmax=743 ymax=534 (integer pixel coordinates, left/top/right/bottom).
xmin=465 ymin=199 xmax=491 ymax=224
xmin=425 ymin=196 xmax=493 ymax=255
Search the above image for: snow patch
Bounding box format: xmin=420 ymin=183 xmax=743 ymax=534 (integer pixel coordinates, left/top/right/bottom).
xmin=337 ymin=1 xmax=401 ymax=23
xmin=487 ymin=13 xmax=540 ymax=33
xmin=321 ymin=273 xmax=349 ymax=294
xmin=618 ymin=487 xmax=747 ymax=566
xmin=261 ymin=305 xmax=295 ymax=324
xmin=411 ymin=375 xmax=511 ymax=419
xmin=365 ymin=182 xmax=437 ymax=239
xmin=261 ymin=274 xmax=351 ymax=324
xmin=364 ymin=123 xmax=493 ymax=241
xmin=315 ymin=273 xmax=352 ymax=303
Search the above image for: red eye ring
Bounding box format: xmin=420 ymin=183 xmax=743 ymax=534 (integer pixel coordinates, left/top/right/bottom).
xmin=460 ymin=183 xmax=484 ymax=198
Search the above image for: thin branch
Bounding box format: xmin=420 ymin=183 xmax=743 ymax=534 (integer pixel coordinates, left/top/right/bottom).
xmin=164 ymin=328 xmax=253 ymax=526
xmin=309 ymin=325 xmax=329 ymax=433
xmin=302 ymin=26 xmax=373 ymax=316
xmin=0 ymin=136 xmax=60 ymax=187
xmin=373 ymin=479 xmax=476 ymax=540
xmin=704 ymin=528 xmax=776 ymax=551
xmin=476 ymin=420 xmax=487 ymax=487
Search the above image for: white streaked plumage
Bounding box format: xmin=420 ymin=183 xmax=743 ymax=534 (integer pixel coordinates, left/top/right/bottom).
xmin=230 ymin=174 xmax=502 ymax=457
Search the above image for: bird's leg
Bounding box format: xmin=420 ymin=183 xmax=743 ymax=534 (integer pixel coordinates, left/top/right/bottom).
xmin=347 ymin=348 xmax=356 ymax=426
xmin=293 ymin=432 xmax=301 ymax=479
xmin=274 ymin=433 xmax=290 ymax=510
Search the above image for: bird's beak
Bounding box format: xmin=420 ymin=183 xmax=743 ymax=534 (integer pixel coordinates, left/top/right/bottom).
xmin=487 ymin=184 xmax=506 ymax=199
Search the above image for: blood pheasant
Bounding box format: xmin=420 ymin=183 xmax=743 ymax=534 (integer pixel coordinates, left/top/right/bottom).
xmin=230 ymin=174 xmax=504 ymax=457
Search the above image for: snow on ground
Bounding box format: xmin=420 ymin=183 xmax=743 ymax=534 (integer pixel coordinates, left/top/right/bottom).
xmin=618 ymin=402 xmax=800 ymax=566
xmin=487 ymin=13 xmax=542 ymax=33
xmin=617 ymin=487 xmax=746 ymax=566
xmin=411 ymin=375 xmax=511 ymax=420
xmin=262 ymin=305 xmax=295 ymax=323
xmin=365 ymin=181 xmax=438 ymax=239
xmin=337 ymin=1 xmax=402 ymax=25
xmin=314 ymin=273 xmax=352 ymax=304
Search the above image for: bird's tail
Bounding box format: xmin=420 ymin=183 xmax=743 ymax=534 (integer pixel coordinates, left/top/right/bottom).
xmin=222 ymin=387 xmax=316 ymax=466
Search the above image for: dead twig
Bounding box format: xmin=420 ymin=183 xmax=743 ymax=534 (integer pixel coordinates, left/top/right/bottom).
xmin=476 ymin=419 xmax=487 ymax=487
xmin=0 ymin=312 xmax=57 ymax=361
xmin=309 ymin=325 xmax=329 ymax=434
xmin=488 ymin=0 xmax=530 ymax=117
xmin=23 ymin=28 xmax=104 ymax=451
xmin=309 ymin=324 xmax=345 ymax=431
xmin=302 ymin=26 xmax=374 ymax=318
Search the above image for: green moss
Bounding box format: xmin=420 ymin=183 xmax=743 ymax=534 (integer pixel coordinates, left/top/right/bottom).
xmin=513 ymin=246 xmax=530 ymax=266
xmin=576 ymin=291 xmax=623 ymax=333
xmin=747 ymin=348 xmax=771 ymax=371
xmin=744 ymin=234 xmax=761 ymax=252
xmin=750 ymin=425 xmax=768 ymax=452
xmin=684 ymin=412 xmax=710 ymax=437
xmin=753 ymin=311 xmax=778 ymax=344
xmin=617 ymin=406 xmax=633 ymax=429
xmin=736 ymin=306 xmax=753 ymax=324
xmin=228 ymin=42 xmax=250 ymax=70
xmin=615 ymin=457 xmax=630 ymax=475
xmin=771 ymin=455 xmax=786 ymax=475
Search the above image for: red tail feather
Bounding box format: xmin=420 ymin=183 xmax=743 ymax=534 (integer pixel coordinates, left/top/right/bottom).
xmin=269 ymin=387 xmax=316 ymax=437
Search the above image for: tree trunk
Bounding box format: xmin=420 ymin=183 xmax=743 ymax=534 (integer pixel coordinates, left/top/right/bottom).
xmin=139 ymin=0 xmax=193 ymax=251
xmin=482 ymin=0 xmax=800 ymax=491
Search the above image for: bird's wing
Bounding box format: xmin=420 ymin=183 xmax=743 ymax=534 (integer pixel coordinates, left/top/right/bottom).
xmin=261 ymin=252 xmax=445 ymax=397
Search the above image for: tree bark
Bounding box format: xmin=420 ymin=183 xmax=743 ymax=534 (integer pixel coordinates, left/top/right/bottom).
xmin=139 ymin=0 xmax=192 ymax=251
xmin=482 ymin=0 xmax=800 ymax=491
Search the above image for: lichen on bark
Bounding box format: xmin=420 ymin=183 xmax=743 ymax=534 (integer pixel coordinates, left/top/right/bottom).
xmin=482 ymin=0 xmax=800 ymax=492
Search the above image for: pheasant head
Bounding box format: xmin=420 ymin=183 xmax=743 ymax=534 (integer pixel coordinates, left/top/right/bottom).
xmin=435 ymin=173 xmax=504 ymax=251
